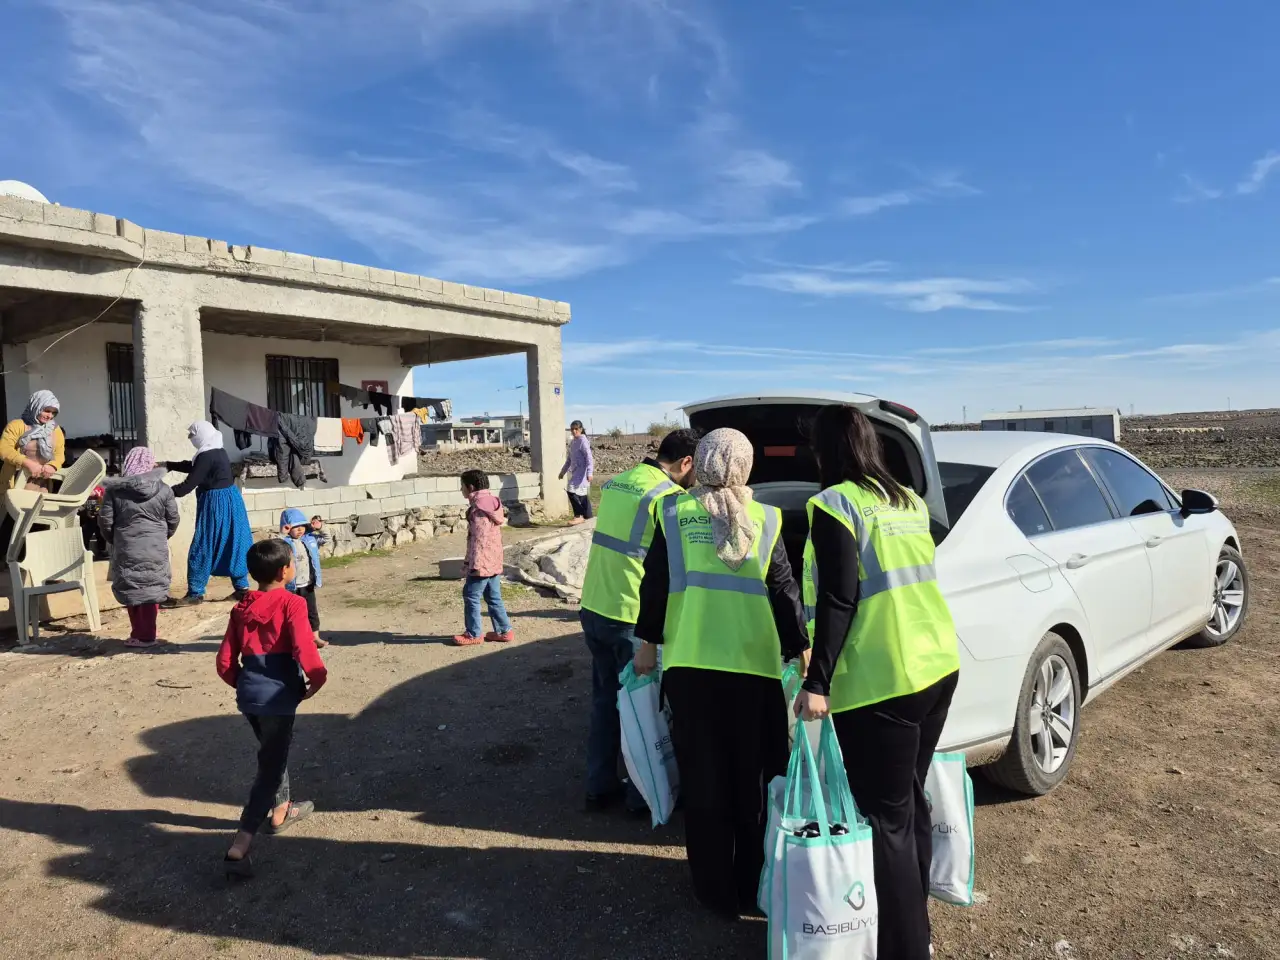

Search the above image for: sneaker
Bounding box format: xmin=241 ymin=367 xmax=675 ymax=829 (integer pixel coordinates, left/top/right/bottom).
xmin=161 ymin=595 xmax=203 ymax=609
xmin=232 ymin=589 xmax=249 ymax=602
xmin=452 ymin=634 xmax=484 ymax=647
xmin=584 ymin=788 xmax=623 ymax=813
xmin=485 ymin=631 xmax=515 ymax=643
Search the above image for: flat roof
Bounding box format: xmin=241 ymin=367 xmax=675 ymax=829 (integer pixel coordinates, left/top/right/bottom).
xmin=980 ymin=407 xmax=1119 ymax=421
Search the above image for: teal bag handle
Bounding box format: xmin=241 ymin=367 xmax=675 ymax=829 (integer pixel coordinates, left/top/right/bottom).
xmin=816 ymin=718 xmax=858 ymax=826
xmin=782 ymin=721 xmax=835 ymax=840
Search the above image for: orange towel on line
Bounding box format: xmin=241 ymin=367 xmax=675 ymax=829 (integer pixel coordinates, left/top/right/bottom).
xmin=342 ymin=418 xmax=365 ymax=445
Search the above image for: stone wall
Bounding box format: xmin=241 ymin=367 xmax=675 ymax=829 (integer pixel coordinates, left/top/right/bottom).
xmin=243 ymin=472 xmax=544 ymax=557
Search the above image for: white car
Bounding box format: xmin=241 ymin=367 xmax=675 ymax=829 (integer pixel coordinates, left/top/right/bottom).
xmin=683 ymin=391 xmax=1248 ymax=795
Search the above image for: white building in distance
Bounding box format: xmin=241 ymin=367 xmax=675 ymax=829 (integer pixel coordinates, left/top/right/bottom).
xmin=980 ymin=407 xmax=1121 ymax=442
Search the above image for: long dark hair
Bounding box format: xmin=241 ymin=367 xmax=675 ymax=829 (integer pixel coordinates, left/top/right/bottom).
xmin=809 ymin=404 xmax=912 ymax=508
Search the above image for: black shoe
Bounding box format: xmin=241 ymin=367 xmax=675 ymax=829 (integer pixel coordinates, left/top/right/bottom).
xmin=584 ymin=789 xmax=623 ymax=813
xmin=161 ymin=595 xmax=203 ymax=609
xmin=232 ymin=589 xmax=249 ymax=602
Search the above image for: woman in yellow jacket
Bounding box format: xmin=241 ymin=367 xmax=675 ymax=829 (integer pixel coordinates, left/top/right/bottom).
xmin=0 ymin=390 xmax=65 ymax=495
xmin=795 ymin=404 xmax=960 ymax=960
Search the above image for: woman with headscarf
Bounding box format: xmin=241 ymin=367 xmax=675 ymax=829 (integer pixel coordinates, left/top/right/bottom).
xmin=99 ymin=447 xmax=181 ymax=647
xmin=633 ymin=427 xmax=808 ymax=920
xmin=0 ymin=390 xmax=66 ymax=496
xmin=794 ymin=404 xmax=959 ymax=960
xmin=163 ymin=421 xmax=253 ymax=606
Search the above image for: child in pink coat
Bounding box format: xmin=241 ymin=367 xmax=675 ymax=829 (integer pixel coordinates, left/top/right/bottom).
xmin=453 ymin=470 xmax=515 ymax=646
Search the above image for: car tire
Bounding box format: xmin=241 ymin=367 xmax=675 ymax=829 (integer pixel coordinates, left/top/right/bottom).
xmin=1185 ymin=544 xmax=1249 ymax=648
xmin=984 ymin=631 xmax=1082 ymax=797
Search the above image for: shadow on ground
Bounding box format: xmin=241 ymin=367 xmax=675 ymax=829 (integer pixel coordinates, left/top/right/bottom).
xmin=1 ymin=625 xmax=768 ymax=958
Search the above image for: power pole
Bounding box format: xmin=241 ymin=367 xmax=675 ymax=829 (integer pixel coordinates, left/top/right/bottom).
xmin=962 ymin=405 xmax=967 ymax=424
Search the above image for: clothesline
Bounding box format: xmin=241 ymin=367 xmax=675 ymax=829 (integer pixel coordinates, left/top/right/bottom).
xmin=207 ymin=385 xmax=424 ymax=490
xmin=327 ymin=382 xmax=452 ymax=422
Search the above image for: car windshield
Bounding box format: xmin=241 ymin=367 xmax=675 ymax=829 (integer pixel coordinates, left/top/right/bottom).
xmin=939 ymin=461 xmax=996 ymax=525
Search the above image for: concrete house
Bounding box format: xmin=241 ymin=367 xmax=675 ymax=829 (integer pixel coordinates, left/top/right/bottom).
xmin=0 ymin=193 xmax=570 ymax=595
xmin=981 ymin=407 xmax=1121 ymax=442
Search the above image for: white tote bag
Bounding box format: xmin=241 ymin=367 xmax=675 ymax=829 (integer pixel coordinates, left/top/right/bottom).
xmin=925 ymin=751 xmax=976 ymax=906
xmin=765 ymin=720 xmax=878 ymax=960
xmin=617 ymin=662 xmax=679 ymax=828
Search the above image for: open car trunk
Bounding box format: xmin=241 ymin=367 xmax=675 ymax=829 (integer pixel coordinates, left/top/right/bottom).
xmin=684 ymin=393 xmax=948 ymax=574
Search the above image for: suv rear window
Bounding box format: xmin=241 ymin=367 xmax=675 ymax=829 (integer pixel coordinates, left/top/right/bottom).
xmin=938 ymin=461 xmax=995 ymax=523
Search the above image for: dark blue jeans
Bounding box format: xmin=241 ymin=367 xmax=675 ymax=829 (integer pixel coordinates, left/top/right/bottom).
xmin=581 ymin=608 xmax=646 ymax=810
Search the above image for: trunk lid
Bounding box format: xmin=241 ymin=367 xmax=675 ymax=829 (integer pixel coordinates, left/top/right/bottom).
xmin=682 ymin=391 xmax=949 ymax=530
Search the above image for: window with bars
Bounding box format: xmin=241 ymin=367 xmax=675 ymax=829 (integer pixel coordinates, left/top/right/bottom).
xmin=265 ymin=356 xmax=340 ymax=419
xmin=106 ymin=342 xmax=138 ymax=453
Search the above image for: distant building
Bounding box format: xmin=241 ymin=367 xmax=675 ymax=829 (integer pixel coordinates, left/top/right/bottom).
xmin=980 ymin=407 xmax=1121 ymax=442
xmin=421 ymin=414 xmax=529 ymax=450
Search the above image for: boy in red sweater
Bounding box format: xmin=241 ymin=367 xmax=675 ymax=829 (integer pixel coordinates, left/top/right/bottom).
xmin=217 ymin=538 xmax=327 ymax=875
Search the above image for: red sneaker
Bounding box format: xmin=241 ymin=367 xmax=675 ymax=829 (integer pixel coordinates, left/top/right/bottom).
xmin=485 ymin=631 xmax=515 ymax=644
xmin=452 ymin=634 xmax=484 ymax=646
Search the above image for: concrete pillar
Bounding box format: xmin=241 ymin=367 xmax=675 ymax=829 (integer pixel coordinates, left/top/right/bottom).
xmin=526 ymin=338 xmax=568 ymax=518
xmin=134 ymin=295 xmax=205 ymax=589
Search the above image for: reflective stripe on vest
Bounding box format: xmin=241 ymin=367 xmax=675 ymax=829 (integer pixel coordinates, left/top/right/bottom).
xmin=580 ymin=464 xmax=680 ymax=623
xmin=803 ymin=481 xmax=959 ymax=712
xmin=590 ymin=477 xmax=677 ymax=559
xmin=658 ymin=495 xmax=784 ymax=679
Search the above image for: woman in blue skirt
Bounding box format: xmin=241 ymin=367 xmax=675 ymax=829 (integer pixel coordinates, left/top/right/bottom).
xmin=163 ymin=421 xmax=253 ymax=606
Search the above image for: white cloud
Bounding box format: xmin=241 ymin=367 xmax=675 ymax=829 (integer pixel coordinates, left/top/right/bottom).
xmin=736 ymin=268 xmax=1036 ymax=312
xmin=34 ymin=0 xmax=809 ymax=285
xmin=920 ymin=337 xmax=1123 ymax=355
xmin=840 ymin=172 xmax=979 ymax=218
xmin=1174 ymin=173 xmax=1224 ymax=203
xmin=1236 ymin=150 xmax=1280 ymax=195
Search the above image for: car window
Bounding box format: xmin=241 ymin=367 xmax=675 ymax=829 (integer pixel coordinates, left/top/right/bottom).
xmin=1006 ymin=475 xmax=1052 ymax=537
xmin=1024 ymin=450 xmax=1115 ymax=531
xmin=939 ymin=461 xmax=996 ymax=524
xmin=1080 ymin=448 xmax=1174 ymax=517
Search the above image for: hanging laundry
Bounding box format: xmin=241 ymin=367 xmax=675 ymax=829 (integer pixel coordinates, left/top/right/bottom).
xmin=341 ymin=418 xmax=365 ymax=445
xmin=367 ymin=391 xmax=396 ymax=417
xmin=313 ymin=417 xmax=343 ymax=453
xmin=391 ymin=412 xmax=420 ymax=464
xmin=411 ymin=408 xmax=431 ymax=425
xmin=338 ymin=383 xmax=367 ymax=408
xmin=208 ymin=387 xmax=253 ymax=450
xmin=378 ymin=418 xmax=397 ymax=464
xmin=359 ymin=417 xmax=381 ymax=446
xmin=274 ymin=413 xmax=318 ymax=489
xmin=400 ymin=396 xmax=451 ymax=420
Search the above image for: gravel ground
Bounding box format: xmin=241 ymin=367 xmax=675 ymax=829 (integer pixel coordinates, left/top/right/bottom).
xmin=0 ymin=477 xmax=1276 ymax=959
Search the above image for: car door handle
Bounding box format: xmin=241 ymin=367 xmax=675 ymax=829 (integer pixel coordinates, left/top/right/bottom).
xmin=1146 ymin=536 xmax=1165 ymax=548
xmin=1065 ymin=554 xmax=1090 ymax=569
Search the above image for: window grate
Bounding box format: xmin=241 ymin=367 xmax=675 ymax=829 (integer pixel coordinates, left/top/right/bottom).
xmin=266 ymin=356 xmax=340 ymax=419
xmin=106 ymin=342 xmax=138 ymax=455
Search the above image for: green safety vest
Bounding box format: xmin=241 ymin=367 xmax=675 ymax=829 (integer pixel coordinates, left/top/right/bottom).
xmin=802 ymin=480 xmax=959 ymax=713
xmin=660 ymin=494 xmax=785 ymax=680
xmin=580 ymin=462 xmax=680 ymax=623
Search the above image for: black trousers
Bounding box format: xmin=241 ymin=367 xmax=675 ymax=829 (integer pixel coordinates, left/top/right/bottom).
xmin=568 ymin=492 xmax=593 ymax=520
xmin=833 ymin=671 xmax=959 ymax=960
xmin=296 ymin=584 xmax=321 ymax=631
xmin=664 ymin=667 xmax=789 ymax=916
xmin=240 ymin=713 xmax=294 ymax=833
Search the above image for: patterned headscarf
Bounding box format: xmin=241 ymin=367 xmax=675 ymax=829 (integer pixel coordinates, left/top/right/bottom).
xmin=188 ymin=421 xmax=224 ymax=456
xmin=688 ymin=428 xmax=757 ymax=570
xmin=121 ymin=446 xmax=157 ymax=477
xmin=18 ymin=390 xmax=60 ymax=462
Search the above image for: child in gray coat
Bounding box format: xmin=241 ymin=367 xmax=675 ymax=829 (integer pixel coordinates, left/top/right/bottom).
xmin=99 ymin=446 xmax=180 ymax=647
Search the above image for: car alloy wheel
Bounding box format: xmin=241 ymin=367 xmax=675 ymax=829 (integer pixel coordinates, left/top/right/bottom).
xmin=985 ymin=631 xmax=1082 ymax=796
xmin=1029 ymin=654 xmax=1075 ymax=775
xmin=1189 ymin=544 xmax=1248 ymax=648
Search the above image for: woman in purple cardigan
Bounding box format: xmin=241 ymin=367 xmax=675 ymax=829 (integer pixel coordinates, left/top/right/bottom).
xmin=559 ymin=420 xmax=594 ymax=524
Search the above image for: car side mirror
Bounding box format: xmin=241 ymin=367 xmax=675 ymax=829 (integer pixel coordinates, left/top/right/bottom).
xmin=1180 ymin=489 xmax=1217 ymax=517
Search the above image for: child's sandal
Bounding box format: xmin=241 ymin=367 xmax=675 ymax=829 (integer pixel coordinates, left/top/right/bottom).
xmin=264 ymin=800 xmax=315 ymax=834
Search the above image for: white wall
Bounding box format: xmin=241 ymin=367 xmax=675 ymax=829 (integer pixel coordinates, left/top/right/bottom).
xmin=2 ymin=321 xmax=132 ymax=437
xmin=200 ymin=331 xmax=414 ymax=488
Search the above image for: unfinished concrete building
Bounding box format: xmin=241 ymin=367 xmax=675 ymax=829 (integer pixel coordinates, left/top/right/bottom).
xmin=0 ymin=194 xmax=570 ymax=595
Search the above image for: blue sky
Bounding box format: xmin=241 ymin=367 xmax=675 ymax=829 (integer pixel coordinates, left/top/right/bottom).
xmin=4 ymin=2 xmax=1279 ymax=429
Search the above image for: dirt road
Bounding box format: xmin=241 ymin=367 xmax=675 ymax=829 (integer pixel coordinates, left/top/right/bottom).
xmin=0 ymin=481 xmax=1277 ymax=959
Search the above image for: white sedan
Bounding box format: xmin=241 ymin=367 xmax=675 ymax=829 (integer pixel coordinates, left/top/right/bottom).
xmin=683 ymin=392 xmax=1249 ymax=795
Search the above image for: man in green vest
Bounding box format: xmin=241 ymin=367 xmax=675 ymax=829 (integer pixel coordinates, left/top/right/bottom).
xmin=580 ymin=427 xmax=701 ymax=814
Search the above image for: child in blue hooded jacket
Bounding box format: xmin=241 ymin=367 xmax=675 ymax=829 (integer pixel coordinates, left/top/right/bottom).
xmin=278 ymin=508 xmax=326 ymax=648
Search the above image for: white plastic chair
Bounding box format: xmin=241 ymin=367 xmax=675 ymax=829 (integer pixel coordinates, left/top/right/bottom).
xmin=8 ymin=520 xmax=101 ymax=646
xmin=5 ymin=449 xmax=106 ymax=551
